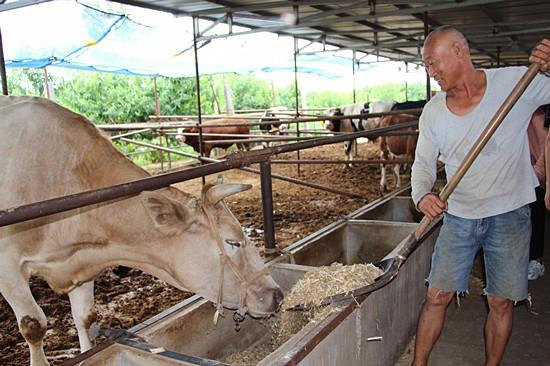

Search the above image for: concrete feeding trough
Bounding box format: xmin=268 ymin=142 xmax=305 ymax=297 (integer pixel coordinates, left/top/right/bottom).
xmin=69 ymin=185 xmax=441 ymax=366
xmin=353 ymin=197 xmax=422 ymax=223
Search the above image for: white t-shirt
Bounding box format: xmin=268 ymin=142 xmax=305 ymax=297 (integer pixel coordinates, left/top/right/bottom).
xmin=412 ymin=66 xmax=550 ymax=219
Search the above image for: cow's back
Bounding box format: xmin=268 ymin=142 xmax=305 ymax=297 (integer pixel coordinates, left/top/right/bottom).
xmin=0 ymin=96 xmax=148 ymax=209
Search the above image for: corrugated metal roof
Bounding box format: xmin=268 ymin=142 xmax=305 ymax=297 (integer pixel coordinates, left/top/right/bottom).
xmin=3 ymin=0 xmax=550 ymax=67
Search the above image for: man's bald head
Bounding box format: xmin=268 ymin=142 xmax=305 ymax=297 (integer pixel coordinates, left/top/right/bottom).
xmin=422 ymin=26 xmax=475 ymax=92
xmin=424 ymin=26 xmax=469 ymax=54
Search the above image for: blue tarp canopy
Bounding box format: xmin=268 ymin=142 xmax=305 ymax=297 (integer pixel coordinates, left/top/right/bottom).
xmin=0 ymin=0 xmax=373 ymax=78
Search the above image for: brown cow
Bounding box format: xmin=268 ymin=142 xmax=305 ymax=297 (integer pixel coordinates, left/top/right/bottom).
xmin=176 ymin=118 xmax=250 ymax=157
xmin=379 ymin=113 xmax=418 ymax=192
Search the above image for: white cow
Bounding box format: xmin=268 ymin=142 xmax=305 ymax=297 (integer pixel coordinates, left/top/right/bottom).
xmin=324 ymin=101 xmax=395 ymax=166
xmin=0 ymin=96 xmax=283 ymax=366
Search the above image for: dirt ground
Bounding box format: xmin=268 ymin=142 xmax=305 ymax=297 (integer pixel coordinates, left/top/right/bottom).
xmin=0 ymin=141 xmax=406 ymax=365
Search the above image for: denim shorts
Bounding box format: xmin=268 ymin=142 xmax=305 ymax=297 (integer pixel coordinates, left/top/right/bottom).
xmin=427 ymin=205 xmax=531 ymax=301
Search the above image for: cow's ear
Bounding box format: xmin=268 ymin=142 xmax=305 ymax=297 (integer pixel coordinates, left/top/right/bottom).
xmin=140 ymin=190 xmax=195 ymax=236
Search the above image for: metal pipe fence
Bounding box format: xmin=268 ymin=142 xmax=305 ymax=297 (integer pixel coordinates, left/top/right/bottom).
xmin=0 ymin=120 xmax=417 ymax=228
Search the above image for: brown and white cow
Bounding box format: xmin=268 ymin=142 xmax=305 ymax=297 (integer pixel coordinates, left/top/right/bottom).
xmin=379 ymin=100 xmax=426 ymax=192
xmin=0 ymin=96 xmax=282 ymax=366
xmin=379 ymin=113 xmax=418 ymax=191
xmin=324 ymin=100 xmax=395 ymax=167
xmin=176 ymin=118 xmax=250 ymax=157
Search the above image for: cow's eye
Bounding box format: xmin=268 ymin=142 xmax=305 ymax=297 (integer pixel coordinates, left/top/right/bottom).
xmin=225 ymin=239 xmax=241 ymax=248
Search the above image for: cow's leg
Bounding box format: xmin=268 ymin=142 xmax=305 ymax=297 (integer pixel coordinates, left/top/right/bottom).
xmin=69 ymin=281 xmax=96 ymax=352
xmin=0 ymin=273 xmax=49 ymax=366
xmin=209 ymin=147 xmax=219 ymax=157
xmin=393 ymin=161 xmax=402 ymax=189
xmin=380 ymin=163 xmax=387 ymax=193
xmin=204 ymin=146 xmax=212 ymax=158
xmin=237 ymin=142 xmax=249 ymax=152
xmin=261 ymin=135 xmax=269 ymax=148
xmin=345 ymin=141 xmax=353 ymax=168
xmin=380 ymin=142 xmax=388 ymax=193
xmin=389 ymin=151 xmax=404 ymax=189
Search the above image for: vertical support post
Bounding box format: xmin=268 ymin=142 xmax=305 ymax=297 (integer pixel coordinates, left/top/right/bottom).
xmin=0 ymin=27 xmax=9 ymax=96
xmin=153 ymin=77 xmax=161 ymax=117
xmin=43 ymin=67 xmax=51 ymax=99
xmin=165 ymin=135 xmax=172 ymax=169
xmin=193 ymin=16 xmax=206 ymax=185
xmin=352 ymin=50 xmax=356 ymax=104
xmin=352 ymin=50 xmax=358 ymax=157
xmin=497 ymin=46 xmax=501 ymax=68
xmin=154 ymin=77 xmax=170 ymax=169
xmin=293 ymin=35 xmax=301 ymax=177
xmin=423 ymin=12 xmax=431 ymax=101
xmin=260 ymin=160 xmax=276 ymax=254
xmin=159 ymin=142 xmax=164 ymax=172
xmin=374 ymin=31 xmax=379 ymax=61
xmin=405 ymin=61 xmax=409 ymax=101
xmin=300 ymin=87 xmax=308 ymax=136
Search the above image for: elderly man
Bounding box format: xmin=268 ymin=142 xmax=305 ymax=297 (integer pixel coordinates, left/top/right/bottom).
xmin=411 ymin=26 xmax=550 ymax=366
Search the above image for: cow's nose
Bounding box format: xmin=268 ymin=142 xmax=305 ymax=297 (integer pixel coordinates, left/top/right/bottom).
xmin=273 ymin=288 xmax=284 ymax=307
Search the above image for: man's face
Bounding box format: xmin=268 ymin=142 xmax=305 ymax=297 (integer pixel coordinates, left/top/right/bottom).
xmin=422 ymin=39 xmax=454 ymax=91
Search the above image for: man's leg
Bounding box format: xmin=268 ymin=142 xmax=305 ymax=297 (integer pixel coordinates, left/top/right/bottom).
xmin=484 ymin=295 xmax=513 ymax=366
xmin=412 ymin=287 xmax=454 ymax=366
xmin=482 ymin=205 xmax=530 ymax=366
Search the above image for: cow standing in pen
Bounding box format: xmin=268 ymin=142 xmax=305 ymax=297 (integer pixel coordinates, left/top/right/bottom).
xmin=0 ymin=96 xmax=283 ymax=366
xmin=176 ymin=118 xmax=250 ymax=157
xmin=379 ymin=100 xmax=426 ymax=192
xmin=258 ymin=106 xmax=290 ymax=147
xmin=324 ymin=101 xmax=395 ymax=167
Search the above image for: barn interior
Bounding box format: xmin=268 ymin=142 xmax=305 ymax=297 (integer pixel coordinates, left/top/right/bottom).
xmin=1 ymin=1 xmax=550 ymax=366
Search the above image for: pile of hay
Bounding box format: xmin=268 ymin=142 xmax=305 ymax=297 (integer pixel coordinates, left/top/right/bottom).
xmin=282 ymin=262 xmax=383 ymax=310
xmin=222 ymin=262 xmax=383 ymax=366
xmin=222 ymin=306 xmax=337 ymax=366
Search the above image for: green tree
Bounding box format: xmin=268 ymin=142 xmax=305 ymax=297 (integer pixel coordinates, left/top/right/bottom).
xmin=156 ymin=76 xmax=200 ymax=116
xmin=55 ymin=72 xmax=154 ymax=124
xmin=226 ymin=73 xmax=272 ymax=110
xmin=306 ymin=90 xmax=352 ymax=108
xmin=6 ymin=68 xmax=47 ymax=96
xmin=275 ymin=83 xmax=301 ymax=109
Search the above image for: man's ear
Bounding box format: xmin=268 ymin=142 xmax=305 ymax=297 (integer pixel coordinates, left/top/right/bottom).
xmin=140 ymin=190 xmax=195 ymax=236
xmin=451 ymin=41 xmax=463 ymax=57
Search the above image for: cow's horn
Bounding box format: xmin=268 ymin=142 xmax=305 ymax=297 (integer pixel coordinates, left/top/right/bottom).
xmin=205 ymin=183 xmax=252 ymax=206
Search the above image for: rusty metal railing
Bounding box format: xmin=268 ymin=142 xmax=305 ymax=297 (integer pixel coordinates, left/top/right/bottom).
xmin=0 ymin=120 xmax=417 ymax=229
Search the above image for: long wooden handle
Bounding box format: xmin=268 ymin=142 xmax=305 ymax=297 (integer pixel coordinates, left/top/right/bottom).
xmin=413 ymin=63 xmax=540 ymax=240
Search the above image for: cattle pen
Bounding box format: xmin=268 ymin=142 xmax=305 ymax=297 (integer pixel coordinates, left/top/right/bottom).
xmin=58 ymin=183 xmax=442 ymax=366
xmin=4 ymin=1 xmax=550 ymax=365
xmin=0 ymin=109 xmax=432 ymax=366
xmin=99 ymin=106 xmax=422 ymax=187
xmin=0 ymin=123 xmax=443 ymax=366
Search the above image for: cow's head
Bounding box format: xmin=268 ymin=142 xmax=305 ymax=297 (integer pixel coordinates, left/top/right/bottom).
xmin=175 ymin=127 xmax=187 ymax=143
xmin=139 ymin=184 xmax=283 ymax=318
xmin=324 ymin=108 xmax=343 ymax=131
